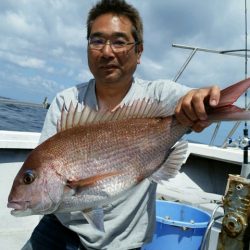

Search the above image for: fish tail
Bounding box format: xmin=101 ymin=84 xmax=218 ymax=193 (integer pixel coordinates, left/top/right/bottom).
xmin=217 ymin=78 xmax=250 ymax=107
xmin=207 ymin=78 xmax=250 ymax=121
xmin=208 ymin=105 xmax=250 ymax=121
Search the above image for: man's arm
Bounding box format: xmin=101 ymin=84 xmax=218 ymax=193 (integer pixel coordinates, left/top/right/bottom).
xmin=175 ymin=85 xmax=221 ymax=132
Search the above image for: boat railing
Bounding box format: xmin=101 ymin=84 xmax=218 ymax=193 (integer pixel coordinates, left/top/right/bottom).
xmin=172 ymin=43 xmax=250 ymax=148
xmin=0 ymin=97 xmax=50 ymax=109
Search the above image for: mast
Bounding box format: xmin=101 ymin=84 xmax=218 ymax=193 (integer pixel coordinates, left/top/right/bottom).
xmin=240 ymin=0 xmax=250 ymax=178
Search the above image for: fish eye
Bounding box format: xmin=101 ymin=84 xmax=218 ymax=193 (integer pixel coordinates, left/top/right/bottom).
xmin=23 ymin=170 xmax=36 ymax=185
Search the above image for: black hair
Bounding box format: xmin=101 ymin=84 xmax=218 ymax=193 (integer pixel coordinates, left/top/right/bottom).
xmin=87 ymin=0 xmax=143 ymax=44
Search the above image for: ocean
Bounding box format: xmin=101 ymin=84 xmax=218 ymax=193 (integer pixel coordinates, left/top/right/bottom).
xmin=0 ymin=101 xmax=247 ymax=147
xmin=0 ymin=102 xmax=47 ymax=132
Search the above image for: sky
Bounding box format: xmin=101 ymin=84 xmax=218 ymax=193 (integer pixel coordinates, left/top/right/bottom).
xmin=0 ymin=0 xmax=249 ymax=105
xmin=0 ymin=0 xmax=250 ymax=146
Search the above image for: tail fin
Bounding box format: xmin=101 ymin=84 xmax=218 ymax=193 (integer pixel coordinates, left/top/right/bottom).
xmin=217 ymin=78 xmax=250 ymax=108
xmin=207 ymin=78 xmax=250 ymax=121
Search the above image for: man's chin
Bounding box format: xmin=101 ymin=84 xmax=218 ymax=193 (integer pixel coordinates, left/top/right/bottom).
xmin=101 ymin=74 xmax=121 ymax=84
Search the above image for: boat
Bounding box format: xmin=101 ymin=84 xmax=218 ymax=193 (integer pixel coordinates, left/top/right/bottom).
xmin=1 ymin=6 xmax=249 ymax=246
xmin=0 ymin=128 xmax=244 ymax=249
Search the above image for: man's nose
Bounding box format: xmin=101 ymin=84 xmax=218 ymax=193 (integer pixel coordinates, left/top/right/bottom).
xmin=102 ymin=41 xmax=115 ymax=57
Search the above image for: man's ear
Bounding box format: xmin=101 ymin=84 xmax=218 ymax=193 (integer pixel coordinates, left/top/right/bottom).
xmin=137 ymin=43 xmax=143 ymax=64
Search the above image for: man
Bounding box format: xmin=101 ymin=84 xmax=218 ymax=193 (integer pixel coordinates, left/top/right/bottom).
xmin=23 ymin=0 xmax=220 ymax=249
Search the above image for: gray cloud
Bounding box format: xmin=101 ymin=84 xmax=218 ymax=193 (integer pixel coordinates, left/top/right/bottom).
xmin=0 ymin=0 xmax=249 ymax=103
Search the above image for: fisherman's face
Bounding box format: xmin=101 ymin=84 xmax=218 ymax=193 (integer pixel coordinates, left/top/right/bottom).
xmin=87 ymin=13 xmax=142 ymax=85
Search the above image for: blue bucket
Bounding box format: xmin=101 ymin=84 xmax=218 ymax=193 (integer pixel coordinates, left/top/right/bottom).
xmin=142 ymin=200 xmax=211 ymax=250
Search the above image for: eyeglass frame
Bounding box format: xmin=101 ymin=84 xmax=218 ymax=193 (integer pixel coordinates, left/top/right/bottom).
xmin=88 ymin=37 xmax=141 ymax=53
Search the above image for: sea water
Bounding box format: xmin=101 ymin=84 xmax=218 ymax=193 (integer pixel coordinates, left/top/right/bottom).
xmin=0 ymin=102 xmax=47 ymax=132
xmin=0 ymin=101 xmax=247 ymax=147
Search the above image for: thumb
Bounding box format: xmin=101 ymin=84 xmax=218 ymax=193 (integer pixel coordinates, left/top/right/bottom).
xmin=209 ymin=85 xmax=220 ymax=107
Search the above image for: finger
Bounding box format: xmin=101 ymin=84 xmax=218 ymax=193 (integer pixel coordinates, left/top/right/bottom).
xmin=209 ymin=85 xmax=220 ymax=107
xmin=191 ymin=86 xmax=220 ymax=120
xmin=175 ymin=107 xmax=194 ymax=127
xmin=191 ymin=90 xmax=207 ymax=121
xmin=178 ymin=91 xmax=199 ymax=122
xmin=175 ymin=95 xmax=197 ymax=126
xmin=191 ymin=120 xmax=211 ymax=132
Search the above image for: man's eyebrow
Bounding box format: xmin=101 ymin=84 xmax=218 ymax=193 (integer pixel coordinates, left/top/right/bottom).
xmin=90 ymin=32 xmax=130 ymax=39
xmin=89 ymin=32 xmax=103 ymax=38
xmin=112 ymin=32 xmax=129 ymax=39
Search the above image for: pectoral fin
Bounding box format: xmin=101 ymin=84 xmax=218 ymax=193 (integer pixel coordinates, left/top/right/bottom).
xmin=150 ymin=140 xmax=188 ymax=183
xmin=82 ymin=208 xmax=105 ymax=232
xmin=66 ymin=172 xmax=121 ymax=189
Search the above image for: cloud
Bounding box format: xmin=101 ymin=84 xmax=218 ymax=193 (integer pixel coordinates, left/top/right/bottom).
xmin=0 ymin=0 xmax=248 ymax=143
xmin=75 ymin=69 xmax=93 ymax=83
xmin=0 ymin=67 xmax=65 ymax=102
xmin=0 ymin=69 xmax=62 ymax=91
xmin=0 ymin=50 xmax=46 ymax=69
xmin=0 ymin=0 xmax=249 ymax=104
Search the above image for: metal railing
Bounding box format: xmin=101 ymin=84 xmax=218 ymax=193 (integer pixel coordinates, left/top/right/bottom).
xmin=172 ymin=43 xmax=249 ymax=148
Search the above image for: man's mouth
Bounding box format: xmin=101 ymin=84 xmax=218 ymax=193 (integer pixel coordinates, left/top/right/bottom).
xmin=101 ymin=64 xmax=119 ymax=69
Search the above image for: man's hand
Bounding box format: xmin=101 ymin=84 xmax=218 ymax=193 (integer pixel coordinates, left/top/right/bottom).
xmin=175 ymin=86 xmax=220 ymax=132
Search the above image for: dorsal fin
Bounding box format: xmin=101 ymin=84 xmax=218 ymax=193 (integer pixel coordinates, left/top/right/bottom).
xmin=57 ymin=99 xmax=171 ymax=132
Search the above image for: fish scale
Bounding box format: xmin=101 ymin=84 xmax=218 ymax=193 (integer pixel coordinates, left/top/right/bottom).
xmin=58 ymin=117 xmax=171 ymax=179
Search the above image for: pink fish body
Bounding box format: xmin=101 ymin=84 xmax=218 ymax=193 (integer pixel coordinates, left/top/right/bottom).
xmin=7 ymin=78 xmax=250 ymax=231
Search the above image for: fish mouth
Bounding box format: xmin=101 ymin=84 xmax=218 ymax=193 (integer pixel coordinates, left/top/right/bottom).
xmin=7 ymin=201 xmax=32 ymax=216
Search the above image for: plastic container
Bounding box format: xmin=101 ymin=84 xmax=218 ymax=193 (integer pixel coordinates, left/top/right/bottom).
xmin=142 ymin=200 xmax=211 ymax=250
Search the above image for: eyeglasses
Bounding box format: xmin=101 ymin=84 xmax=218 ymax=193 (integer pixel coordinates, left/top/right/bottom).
xmin=88 ymin=37 xmax=139 ymax=53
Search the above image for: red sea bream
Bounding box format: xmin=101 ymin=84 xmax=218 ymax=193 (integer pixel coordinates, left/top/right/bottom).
xmin=7 ymin=78 xmax=250 ymax=231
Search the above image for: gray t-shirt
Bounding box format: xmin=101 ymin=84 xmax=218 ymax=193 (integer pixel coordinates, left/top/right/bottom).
xmin=39 ymin=78 xmax=190 ymax=250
